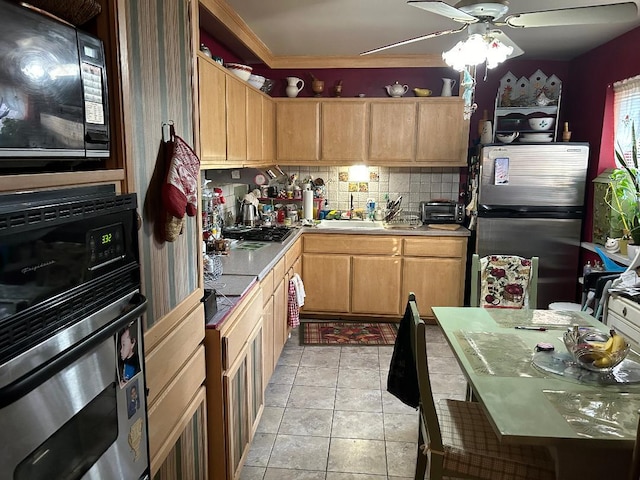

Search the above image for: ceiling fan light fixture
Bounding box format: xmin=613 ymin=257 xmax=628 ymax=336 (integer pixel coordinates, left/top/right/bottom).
xmin=442 ymin=33 xmax=513 ymax=71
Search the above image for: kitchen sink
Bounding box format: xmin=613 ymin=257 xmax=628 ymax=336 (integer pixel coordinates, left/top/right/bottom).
xmin=316 ymin=219 xmax=385 ymax=229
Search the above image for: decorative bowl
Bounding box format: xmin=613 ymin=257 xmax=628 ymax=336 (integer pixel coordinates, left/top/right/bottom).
xmin=528 ymin=117 xmax=555 ymax=131
xmin=225 ymin=63 xmax=252 ymax=81
xmin=413 ymin=87 xmax=432 ymax=97
xmin=248 ymin=74 xmax=265 ymax=90
xmin=563 ymin=328 xmax=630 ymax=373
xmin=496 ymin=132 xmax=519 ymax=144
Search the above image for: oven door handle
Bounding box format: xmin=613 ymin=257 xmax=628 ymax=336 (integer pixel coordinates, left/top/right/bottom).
xmin=0 ymin=294 xmax=147 ymax=409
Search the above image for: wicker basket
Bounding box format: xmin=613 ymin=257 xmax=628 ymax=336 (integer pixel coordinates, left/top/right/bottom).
xmin=15 ymin=0 xmax=102 ymax=26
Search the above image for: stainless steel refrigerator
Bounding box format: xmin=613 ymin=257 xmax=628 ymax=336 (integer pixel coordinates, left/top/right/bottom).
xmin=471 ymin=143 xmax=589 ymax=308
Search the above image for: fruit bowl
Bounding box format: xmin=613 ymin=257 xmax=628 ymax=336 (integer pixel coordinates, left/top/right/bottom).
xmin=563 ymin=328 xmax=630 ymax=372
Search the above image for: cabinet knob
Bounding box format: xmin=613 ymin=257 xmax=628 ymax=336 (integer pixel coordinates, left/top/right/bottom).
xmin=623 ymin=306 xmax=628 ymax=317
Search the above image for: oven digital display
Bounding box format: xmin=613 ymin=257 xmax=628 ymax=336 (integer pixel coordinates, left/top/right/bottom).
xmin=89 ymin=223 xmax=125 ymax=267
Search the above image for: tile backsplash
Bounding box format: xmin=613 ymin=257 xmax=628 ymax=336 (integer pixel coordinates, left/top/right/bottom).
xmin=206 ymin=166 xmax=462 ymax=221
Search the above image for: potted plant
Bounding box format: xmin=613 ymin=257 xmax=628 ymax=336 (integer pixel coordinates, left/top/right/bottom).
xmin=606 ymin=122 xmax=640 ymax=257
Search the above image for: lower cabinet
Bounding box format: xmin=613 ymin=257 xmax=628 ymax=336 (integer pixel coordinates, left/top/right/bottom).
xmin=301 ymin=233 xmax=467 ymax=319
xmin=204 ymin=285 xmax=263 ymax=480
xmin=223 ymin=322 xmax=263 ymax=479
xmin=302 ymin=253 xmax=351 ymax=313
xmin=402 ymin=237 xmax=467 ymax=318
xmin=351 ymin=256 xmax=402 ymax=315
xmin=302 ymin=234 xmax=401 ymax=317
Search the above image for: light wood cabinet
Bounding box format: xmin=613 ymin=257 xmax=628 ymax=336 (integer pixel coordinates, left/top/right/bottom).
xmin=226 ymin=75 xmax=247 ymax=162
xmin=197 ymin=56 xmax=226 ymax=165
xmin=321 ymin=101 xmax=368 ymax=162
xmin=204 ymin=285 xmax=263 ymax=480
xmin=351 ymin=256 xmax=402 ymax=315
xmin=273 ymin=276 xmax=287 ymax=362
xmin=273 ymin=97 xmax=468 ymax=166
xmin=246 ymin=88 xmax=263 ymax=163
xmin=301 ymin=233 xmax=466 ymax=319
xmin=416 ymin=99 xmax=468 ymax=165
xmin=302 ymin=234 xmax=401 ymax=316
xmin=262 ymin=97 xmax=276 ymax=163
xmin=302 ymin=253 xmax=351 ymax=312
xmin=402 ymin=237 xmax=467 ymax=318
xmin=276 ymin=101 xmax=320 ymax=162
xmin=368 ymin=101 xmax=417 ymax=162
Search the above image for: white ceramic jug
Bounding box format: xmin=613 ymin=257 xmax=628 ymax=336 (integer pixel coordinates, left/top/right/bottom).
xmin=441 ymin=78 xmax=456 ymax=97
xmin=286 ymin=76 xmax=305 ymax=98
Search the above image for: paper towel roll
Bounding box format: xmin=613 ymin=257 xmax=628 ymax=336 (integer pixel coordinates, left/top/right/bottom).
xmin=303 ymin=190 xmax=314 ymax=220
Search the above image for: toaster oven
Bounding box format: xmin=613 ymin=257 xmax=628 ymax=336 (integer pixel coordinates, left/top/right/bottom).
xmin=420 ymin=201 xmax=465 ymax=224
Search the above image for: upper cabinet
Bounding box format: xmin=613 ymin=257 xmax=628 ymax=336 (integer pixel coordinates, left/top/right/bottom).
xmin=276 ymin=101 xmax=320 ymax=162
xmin=275 ymin=97 xmax=469 ymax=167
xmin=197 ymin=53 xmax=275 ymax=168
xmin=368 ymin=101 xmax=417 ymax=163
xmin=198 ymin=57 xmax=227 ymax=164
xmin=416 ymin=98 xmax=468 ymax=165
xmin=321 ymin=101 xmax=368 ymax=163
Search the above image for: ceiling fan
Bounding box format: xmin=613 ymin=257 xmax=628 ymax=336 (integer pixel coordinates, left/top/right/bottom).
xmin=361 ymin=0 xmax=639 ymax=60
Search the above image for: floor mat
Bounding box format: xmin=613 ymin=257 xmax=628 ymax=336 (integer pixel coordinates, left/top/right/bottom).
xmin=301 ymin=321 xmax=398 ymax=346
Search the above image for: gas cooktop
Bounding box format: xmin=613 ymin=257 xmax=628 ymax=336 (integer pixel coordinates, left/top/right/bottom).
xmin=222 ymin=226 xmax=295 ymax=243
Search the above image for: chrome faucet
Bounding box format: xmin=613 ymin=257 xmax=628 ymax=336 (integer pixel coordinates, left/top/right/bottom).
xmin=349 ymin=194 xmax=354 ymax=219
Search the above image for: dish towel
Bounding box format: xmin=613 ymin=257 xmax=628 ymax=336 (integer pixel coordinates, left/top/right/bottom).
xmin=287 ymin=279 xmax=300 ymax=328
xmin=291 ymin=273 xmax=306 ymax=307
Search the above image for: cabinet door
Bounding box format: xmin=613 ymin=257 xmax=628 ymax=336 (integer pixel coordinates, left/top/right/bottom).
xmin=262 ymin=97 xmax=275 ymax=162
xmin=263 ymin=295 xmax=275 ymax=385
xmin=273 ymin=277 xmax=287 ymax=362
xmin=369 ymin=102 xmax=416 ymax=162
xmin=276 ymin=101 xmax=320 ymax=162
xmin=351 ymin=256 xmax=402 ymax=315
xmin=226 ymin=75 xmax=247 ymax=162
xmin=302 ymin=253 xmax=351 ymax=313
xmin=416 ymin=99 xmax=469 ymax=166
xmin=249 ymin=324 xmax=264 ymax=437
xmin=246 ymin=88 xmax=263 ymax=164
xmin=223 ymin=351 xmax=249 ymax=479
xmin=321 ymin=101 xmax=367 ymax=162
xmin=402 ymin=257 xmax=465 ymax=318
xmin=198 ymin=58 xmax=226 ymax=164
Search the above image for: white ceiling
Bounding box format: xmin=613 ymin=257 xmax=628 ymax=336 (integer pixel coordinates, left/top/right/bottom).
xmin=224 ymin=0 xmax=640 ymax=61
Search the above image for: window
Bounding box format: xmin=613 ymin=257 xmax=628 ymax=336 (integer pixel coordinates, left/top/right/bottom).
xmin=613 ymin=75 xmax=640 ymax=167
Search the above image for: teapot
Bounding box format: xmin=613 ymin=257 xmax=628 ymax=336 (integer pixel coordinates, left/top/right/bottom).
xmin=385 ymin=82 xmax=409 ymax=98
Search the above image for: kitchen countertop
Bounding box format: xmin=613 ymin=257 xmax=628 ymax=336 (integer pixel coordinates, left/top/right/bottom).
xmin=204 ymin=224 xmax=469 ymax=328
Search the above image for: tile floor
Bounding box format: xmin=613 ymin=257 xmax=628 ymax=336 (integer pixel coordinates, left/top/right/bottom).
xmin=240 ymin=324 xmax=467 ymax=480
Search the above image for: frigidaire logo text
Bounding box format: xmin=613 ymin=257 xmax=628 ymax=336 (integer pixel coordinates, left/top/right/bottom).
xmin=21 ymin=260 xmax=56 ymax=274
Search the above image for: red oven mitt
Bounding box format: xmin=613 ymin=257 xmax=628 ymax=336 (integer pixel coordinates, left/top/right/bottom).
xmin=162 ymin=125 xmax=200 ymax=219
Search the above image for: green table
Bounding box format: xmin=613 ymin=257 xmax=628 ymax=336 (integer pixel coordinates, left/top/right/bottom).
xmin=432 ymin=307 xmax=640 ymax=480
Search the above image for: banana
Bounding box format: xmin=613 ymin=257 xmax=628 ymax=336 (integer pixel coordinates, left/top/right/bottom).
xmin=594 ymin=356 xmax=613 ymax=368
xmin=589 ymin=341 xmax=608 ymax=350
xmin=609 ymin=329 xmax=627 ymax=353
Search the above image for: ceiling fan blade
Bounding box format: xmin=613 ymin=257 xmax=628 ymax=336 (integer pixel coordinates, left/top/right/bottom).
xmin=490 ymin=30 xmax=524 ymax=58
xmin=505 ymin=2 xmax=638 ymax=28
xmin=360 ymin=24 xmax=468 ymax=56
xmin=408 ymin=1 xmax=478 ymax=23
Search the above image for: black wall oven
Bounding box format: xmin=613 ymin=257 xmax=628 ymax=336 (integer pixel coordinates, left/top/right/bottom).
xmin=0 ymin=185 xmax=149 ymax=480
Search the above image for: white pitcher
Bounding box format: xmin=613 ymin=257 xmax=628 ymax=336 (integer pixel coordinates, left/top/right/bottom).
xmin=286 ymin=76 xmax=304 ymax=98
xmin=441 ymin=78 xmax=456 ymax=97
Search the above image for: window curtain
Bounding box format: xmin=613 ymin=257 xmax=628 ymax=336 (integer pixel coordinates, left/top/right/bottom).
xmin=613 ymin=75 xmax=640 ymax=167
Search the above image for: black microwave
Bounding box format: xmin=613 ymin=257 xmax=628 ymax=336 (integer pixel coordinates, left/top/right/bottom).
xmin=0 ymin=1 xmax=110 ymax=163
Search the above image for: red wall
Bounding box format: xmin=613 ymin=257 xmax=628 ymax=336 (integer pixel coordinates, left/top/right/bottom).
xmin=563 ymin=26 xmax=640 ymax=245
